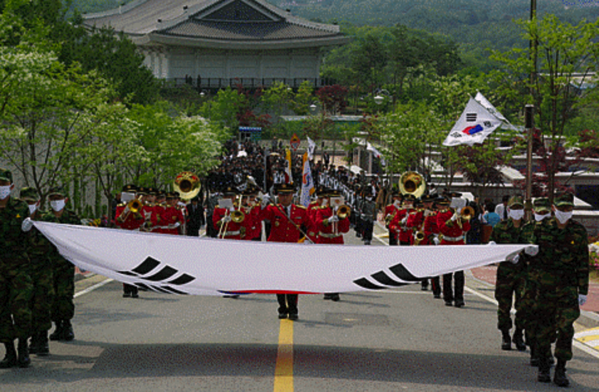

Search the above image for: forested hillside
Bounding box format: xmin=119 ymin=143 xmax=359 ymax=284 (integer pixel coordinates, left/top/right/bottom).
xmin=71 ymin=0 xmax=599 ymax=53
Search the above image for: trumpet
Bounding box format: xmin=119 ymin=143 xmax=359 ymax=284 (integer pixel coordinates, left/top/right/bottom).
xmin=128 ymin=199 xmax=143 ymax=214
xmin=414 ymin=230 xmax=425 ymax=245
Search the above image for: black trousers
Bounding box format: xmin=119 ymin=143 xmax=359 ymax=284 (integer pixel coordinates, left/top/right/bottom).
xmin=443 ymin=271 xmax=464 ymax=302
xmin=431 ymin=277 xmax=441 ymax=296
xmin=123 ymin=283 xmax=138 ymax=295
xmin=277 ymin=294 xmax=298 ymax=315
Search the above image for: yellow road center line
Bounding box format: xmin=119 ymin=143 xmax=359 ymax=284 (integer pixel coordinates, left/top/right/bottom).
xmin=273 ymin=319 xmax=294 ymax=392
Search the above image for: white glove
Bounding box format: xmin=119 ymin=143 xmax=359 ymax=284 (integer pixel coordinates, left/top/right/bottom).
xmin=261 ymin=195 xmax=271 ymax=208
xmin=488 ymin=241 xmax=496 ymax=245
xmin=524 ymin=246 xmax=539 ymax=256
xmin=507 ymin=254 xmax=520 ymax=264
xmin=21 ymin=217 xmax=33 ymax=232
xmin=451 ymin=212 xmax=459 ymax=222
xmin=223 ymin=215 xmax=232 ymax=223
xmin=328 ymin=215 xmax=339 ymax=224
xmin=168 ymin=222 xmax=181 ymax=229
xmin=229 ymin=207 xmax=236 ymax=212
xmin=401 ymin=216 xmax=408 ymax=225
xmin=433 ymin=236 xmax=440 ymax=245
xmin=579 ymin=294 xmax=587 ymax=306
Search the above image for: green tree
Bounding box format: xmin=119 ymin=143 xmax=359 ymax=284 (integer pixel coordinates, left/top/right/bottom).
xmin=289 ymin=80 xmax=314 ymax=115
xmin=491 ymin=14 xmax=599 ymax=199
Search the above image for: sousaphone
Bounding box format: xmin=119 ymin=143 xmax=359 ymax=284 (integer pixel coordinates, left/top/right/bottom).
xmin=399 ymin=171 xmax=426 ymax=199
xmin=174 ymin=171 xmax=201 ymax=201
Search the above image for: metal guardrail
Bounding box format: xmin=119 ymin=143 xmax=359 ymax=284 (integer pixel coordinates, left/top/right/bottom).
xmin=165 ymin=77 xmax=335 ymax=90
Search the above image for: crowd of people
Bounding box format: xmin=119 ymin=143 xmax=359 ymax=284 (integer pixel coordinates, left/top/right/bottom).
xmin=0 ymin=144 xmax=591 ymax=387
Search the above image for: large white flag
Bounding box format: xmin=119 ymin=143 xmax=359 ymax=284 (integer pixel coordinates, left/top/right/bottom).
xmin=300 ymin=152 xmax=315 ymax=207
xmin=366 ymin=142 xmax=386 ymax=166
xmin=443 ymin=97 xmax=503 ymax=146
xmin=33 ymin=221 xmax=535 ymax=296
xmin=474 ymin=92 xmax=518 ymax=131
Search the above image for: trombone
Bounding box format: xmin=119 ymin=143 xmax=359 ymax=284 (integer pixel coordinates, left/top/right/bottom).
xmin=218 ymin=195 xmax=246 ymax=239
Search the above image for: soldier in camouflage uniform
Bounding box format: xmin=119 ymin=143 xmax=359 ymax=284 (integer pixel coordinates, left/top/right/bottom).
xmin=41 ymin=187 xmax=80 ymax=342
xmin=0 ymin=168 xmax=33 ymax=368
xmin=20 ymin=187 xmax=54 ymax=356
xmin=529 ymin=193 xmax=588 ymax=387
xmin=490 ymin=195 xmax=528 ymax=351
xmin=520 ymin=197 xmax=553 ymax=367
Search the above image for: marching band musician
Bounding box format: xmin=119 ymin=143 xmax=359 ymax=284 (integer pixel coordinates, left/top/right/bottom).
xmin=115 ymin=184 xmax=145 ymax=299
xmin=243 ymin=185 xmax=262 ymax=241
xmin=427 ymin=197 xmax=443 ymax=299
xmin=437 ymin=192 xmax=470 ymax=308
xmin=384 ymin=190 xmax=402 ymax=246
xmin=259 ymin=183 xmax=311 ymax=320
xmin=306 ymin=185 xmax=327 ymax=244
xmin=389 ymin=194 xmax=416 ymax=246
xmin=152 ymin=191 xmax=167 ymax=234
xmin=213 ymin=186 xmax=246 ymax=240
xmin=162 ymin=192 xmax=185 ymax=235
xmin=138 ymin=187 xmax=155 ymax=232
xmin=406 ymin=194 xmax=437 ymax=290
xmin=315 ymin=189 xmax=350 ymax=301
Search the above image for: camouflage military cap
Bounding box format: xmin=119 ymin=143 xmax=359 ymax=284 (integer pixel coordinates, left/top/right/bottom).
xmin=554 ymin=193 xmax=574 ymax=207
xmin=508 ymin=195 xmax=524 ymax=208
xmin=48 ymin=186 xmax=65 ymax=197
xmin=20 ymin=187 xmax=39 ymax=202
xmin=0 ymin=167 xmax=12 ymax=183
xmin=533 ymin=197 xmax=551 ymax=213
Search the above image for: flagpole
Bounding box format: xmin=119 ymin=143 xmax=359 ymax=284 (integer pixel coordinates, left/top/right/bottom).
xmin=525 ymin=0 xmax=537 ymax=216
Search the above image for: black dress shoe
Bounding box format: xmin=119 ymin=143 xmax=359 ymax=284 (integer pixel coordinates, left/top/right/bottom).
xmin=131 ymin=293 xmax=139 ymax=298
xmin=278 ymin=313 xmax=287 ymax=319
xmin=62 ymin=320 xmax=75 ymax=341
xmin=323 ymin=294 xmax=332 ymax=300
xmin=123 ymin=292 xmax=131 ymax=298
xmin=331 ymin=294 xmax=340 ymax=302
xmin=454 ymin=300 xmax=465 ymax=308
xmin=433 ymin=294 xmax=441 ymax=299
xmin=444 ymin=300 xmax=453 ymax=306
xmin=49 ymin=321 xmax=63 ymax=341
xmin=288 ymin=314 xmax=298 ymax=321
xmin=17 ymin=339 xmax=30 ymax=368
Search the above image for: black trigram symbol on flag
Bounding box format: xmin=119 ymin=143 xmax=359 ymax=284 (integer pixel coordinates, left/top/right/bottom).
xmin=466 ymin=113 xmax=477 ymax=122
xmin=353 ymin=263 xmax=429 ymax=290
xmin=117 ymin=256 xmax=196 ymax=295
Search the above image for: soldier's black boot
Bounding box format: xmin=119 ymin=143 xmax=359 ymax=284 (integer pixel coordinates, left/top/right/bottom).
xmin=537 ymin=358 xmax=551 ymax=383
xmin=513 ymin=329 xmax=526 ymax=351
xmin=554 ymin=359 xmax=569 ymax=387
xmin=49 ymin=321 xmax=64 ymax=341
xmin=62 ymin=320 xmax=75 ymax=341
xmin=0 ymin=342 xmax=17 ymax=368
xmin=501 ymin=330 xmax=512 ymax=350
xmin=530 ymin=345 xmax=539 ymax=367
xmin=37 ymin=331 xmax=49 ymax=356
xmin=28 ymin=333 xmax=40 ymax=355
xmin=17 ymin=338 xmax=30 ymax=368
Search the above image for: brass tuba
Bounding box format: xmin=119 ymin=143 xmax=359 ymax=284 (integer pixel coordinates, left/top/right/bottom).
xmin=460 ymin=206 xmax=475 ymax=221
xmin=336 ymin=205 xmax=351 ymax=219
xmin=174 ymin=171 xmax=201 ymax=201
xmin=128 ymin=199 xmax=143 ymax=213
xmin=399 ymin=172 xmax=426 ymax=199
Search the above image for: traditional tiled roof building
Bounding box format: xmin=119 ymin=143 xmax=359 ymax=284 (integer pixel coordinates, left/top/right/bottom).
xmin=84 ymin=0 xmax=349 ymax=88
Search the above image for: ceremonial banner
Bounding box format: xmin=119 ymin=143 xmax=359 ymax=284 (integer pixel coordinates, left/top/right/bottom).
xmin=300 ymin=152 xmax=315 ymax=207
xmin=442 ymin=97 xmax=502 ymax=146
xmin=475 ymin=92 xmax=518 ymax=131
xmin=306 ymin=136 xmax=316 ymax=160
xmin=33 ymin=221 xmax=535 ymax=296
xmin=284 ymin=148 xmax=293 ymax=184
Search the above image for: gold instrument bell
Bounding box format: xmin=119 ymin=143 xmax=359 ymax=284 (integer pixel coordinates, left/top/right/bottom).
xmin=336 ymin=205 xmax=351 ymax=219
xmin=460 ymin=206 xmax=475 ymax=221
xmin=399 ymin=171 xmax=426 ymax=199
xmin=128 ymin=199 xmax=143 ymax=213
xmin=174 ymin=171 xmax=200 ymax=201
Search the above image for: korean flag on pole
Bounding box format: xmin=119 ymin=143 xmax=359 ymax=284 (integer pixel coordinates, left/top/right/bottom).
xmin=442 ymin=97 xmax=503 ymax=147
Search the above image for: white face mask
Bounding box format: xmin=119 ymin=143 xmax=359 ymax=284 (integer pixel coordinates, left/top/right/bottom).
xmin=508 ymin=209 xmax=525 ymax=221
xmin=534 ymin=212 xmax=550 ymax=222
xmin=554 ymin=209 xmax=573 ymax=224
xmin=0 ymin=185 xmax=12 ymax=199
xmin=50 ymin=199 xmax=66 ymax=212
xmin=28 ymin=204 xmax=37 ymax=215
xmin=393 ymin=200 xmax=400 ymax=207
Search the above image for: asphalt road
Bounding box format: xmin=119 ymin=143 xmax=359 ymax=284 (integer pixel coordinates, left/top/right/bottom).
xmin=1 ymin=228 xmax=598 ymax=391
